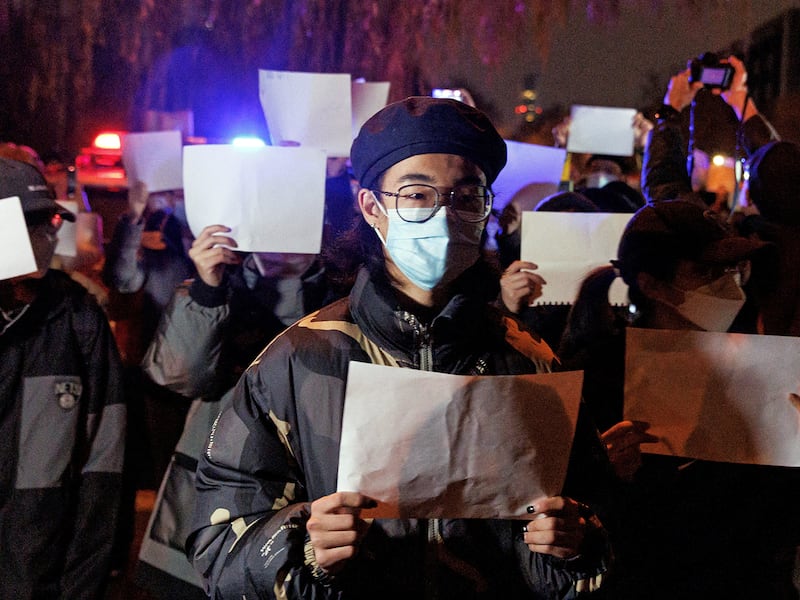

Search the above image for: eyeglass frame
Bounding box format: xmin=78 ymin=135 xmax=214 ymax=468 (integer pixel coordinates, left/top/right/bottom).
xmin=370 ymin=183 xmax=494 ymax=223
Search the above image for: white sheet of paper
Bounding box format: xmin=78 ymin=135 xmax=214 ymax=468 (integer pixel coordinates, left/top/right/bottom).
xmin=337 ymin=362 xmax=584 ymax=519
xmin=183 ymin=144 xmax=326 ymax=253
xmin=567 ymin=105 xmax=636 ymax=157
xmin=54 ymin=200 xmax=78 ymax=257
xmin=520 ymin=212 xmax=631 ymax=306
xmin=121 ymin=130 xmax=183 ymax=192
xmin=259 ymin=70 xmax=352 ymax=157
xmin=492 ymin=141 xmax=566 ymax=207
xmin=624 ymin=328 xmax=800 ymax=467
xmin=0 ymin=196 xmax=37 ymax=280
xmin=351 ymin=81 xmax=390 ymax=139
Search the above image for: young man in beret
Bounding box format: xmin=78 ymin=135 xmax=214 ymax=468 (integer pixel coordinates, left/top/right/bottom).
xmin=0 ymin=157 xmax=126 ymax=598
xmin=187 ymin=97 xmax=612 ymax=599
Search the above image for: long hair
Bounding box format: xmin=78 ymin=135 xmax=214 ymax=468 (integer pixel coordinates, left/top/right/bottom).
xmin=558 ymin=265 xmax=622 ymax=362
xmin=322 ymin=213 xmax=384 ymax=297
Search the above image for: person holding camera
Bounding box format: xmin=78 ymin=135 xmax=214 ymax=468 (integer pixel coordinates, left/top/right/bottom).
xmin=641 ymin=54 xmax=778 ymax=209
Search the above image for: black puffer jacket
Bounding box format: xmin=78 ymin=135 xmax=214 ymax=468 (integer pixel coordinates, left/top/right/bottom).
xmin=187 ymin=265 xmax=612 ymax=599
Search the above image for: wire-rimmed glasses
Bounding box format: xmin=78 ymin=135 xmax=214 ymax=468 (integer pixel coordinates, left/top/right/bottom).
xmin=372 ymin=183 xmax=493 ymax=223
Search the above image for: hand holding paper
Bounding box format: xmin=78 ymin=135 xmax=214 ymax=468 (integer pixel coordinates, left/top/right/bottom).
xmin=520 ymin=212 xmax=631 ymax=306
xmin=307 ymin=492 xmax=376 ymax=574
xmin=183 ymin=144 xmax=326 ymax=253
xmin=601 ymin=420 xmax=659 ymax=481
xmin=522 ymin=496 xmax=589 ymax=560
xmin=188 ymin=224 xmax=241 ymax=287
xmin=624 ymin=329 xmax=800 ymax=467
xmin=500 ymin=260 xmax=546 ymax=312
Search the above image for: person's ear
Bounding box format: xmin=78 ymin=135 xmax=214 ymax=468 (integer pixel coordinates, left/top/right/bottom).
xmin=637 ymin=271 xmax=683 ymax=305
xmin=358 ymin=188 xmax=383 ymax=225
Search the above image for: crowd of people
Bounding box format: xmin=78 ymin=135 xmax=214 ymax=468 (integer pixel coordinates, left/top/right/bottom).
xmin=1 ymin=54 xmax=798 ymax=600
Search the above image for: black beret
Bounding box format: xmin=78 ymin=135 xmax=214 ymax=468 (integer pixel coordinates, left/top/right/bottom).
xmin=0 ymin=157 xmax=75 ymax=221
xmin=350 ymin=96 xmax=507 ymax=190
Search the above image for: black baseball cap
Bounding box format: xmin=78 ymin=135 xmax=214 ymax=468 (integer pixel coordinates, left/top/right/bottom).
xmin=0 ymin=157 xmax=75 ymax=221
xmin=614 ymin=200 xmax=768 ymax=285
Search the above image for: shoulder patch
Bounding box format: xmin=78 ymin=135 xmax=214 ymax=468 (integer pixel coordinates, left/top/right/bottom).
xmin=54 ymin=380 xmax=83 ymax=411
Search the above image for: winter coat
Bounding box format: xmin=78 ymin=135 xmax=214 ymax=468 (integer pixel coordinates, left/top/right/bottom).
xmin=0 ymin=269 xmax=126 ymax=599
xmin=187 ymin=265 xmax=611 ymax=599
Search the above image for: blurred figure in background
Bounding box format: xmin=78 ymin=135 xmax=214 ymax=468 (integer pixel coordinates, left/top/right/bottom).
xmin=641 ymin=55 xmax=778 ymax=208
xmin=134 ymin=220 xmax=334 ymax=598
xmin=738 ymin=140 xmax=800 ymax=337
xmin=102 ymin=180 xmax=195 ymax=574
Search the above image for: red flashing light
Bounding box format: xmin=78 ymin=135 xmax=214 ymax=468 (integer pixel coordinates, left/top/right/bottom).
xmin=93 ymin=132 xmax=122 ymax=150
xmin=514 ymin=105 xmax=528 ymax=115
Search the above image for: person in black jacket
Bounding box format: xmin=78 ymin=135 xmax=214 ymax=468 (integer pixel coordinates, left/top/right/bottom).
xmin=186 ymin=97 xmax=613 ymax=599
xmin=0 ymin=157 xmax=126 ymax=599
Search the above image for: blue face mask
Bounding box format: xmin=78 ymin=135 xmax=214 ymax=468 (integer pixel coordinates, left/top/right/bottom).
xmin=373 ymin=201 xmax=483 ymax=291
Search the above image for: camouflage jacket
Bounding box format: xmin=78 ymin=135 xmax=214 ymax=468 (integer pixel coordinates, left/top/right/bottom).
xmin=187 ymin=266 xmax=610 ymax=599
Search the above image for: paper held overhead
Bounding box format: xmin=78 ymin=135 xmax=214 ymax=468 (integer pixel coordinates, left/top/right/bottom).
xmin=351 ymin=80 xmax=391 ymax=139
xmin=566 ymin=105 xmax=637 ymax=157
xmin=182 ymin=144 xmax=327 ymax=254
xmin=491 ymin=141 xmax=566 ymax=209
xmin=259 ymin=70 xmax=388 ymax=157
xmin=121 ymin=130 xmax=184 ymax=193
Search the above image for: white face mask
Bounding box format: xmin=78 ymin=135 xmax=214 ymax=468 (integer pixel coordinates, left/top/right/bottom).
xmin=373 ymin=201 xmax=483 ymax=291
xmin=673 ymin=272 xmax=746 ymax=332
xmin=584 ymin=172 xmax=617 ymax=189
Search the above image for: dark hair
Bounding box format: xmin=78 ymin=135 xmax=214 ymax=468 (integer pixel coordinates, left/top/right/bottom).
xmin=322 ymin=211 xmax=383 ymax=296
xmin=560 ymin=253 xmax=681 ymax=362
xmin=559 ymin=266 xmax=624 ymax=360
xmin=534 ymin=191 xmax=598 ymax=213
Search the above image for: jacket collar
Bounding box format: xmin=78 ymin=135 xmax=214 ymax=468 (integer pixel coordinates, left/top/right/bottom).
xmin=348 ymin=264 xmax=503 ymax=369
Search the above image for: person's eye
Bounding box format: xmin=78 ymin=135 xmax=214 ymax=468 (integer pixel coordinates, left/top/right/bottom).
xmin=403 ymin=192 xmax=428 ymax=201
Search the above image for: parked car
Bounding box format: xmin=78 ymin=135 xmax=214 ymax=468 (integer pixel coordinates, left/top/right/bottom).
xmin=75 ymin=130 xmax=128 ymax=190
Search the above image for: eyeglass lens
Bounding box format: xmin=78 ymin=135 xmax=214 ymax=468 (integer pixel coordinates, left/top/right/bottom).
xmin=394 ymin=184 xmax=491 ymax=222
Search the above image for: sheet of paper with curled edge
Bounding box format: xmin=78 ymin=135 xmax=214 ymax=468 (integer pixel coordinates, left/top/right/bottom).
xmin=520 ymin=211 xmax=630 ymax=306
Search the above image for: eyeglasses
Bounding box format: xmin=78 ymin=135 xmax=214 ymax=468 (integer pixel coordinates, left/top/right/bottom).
xmin=372 ymin=183 xmax=493 ymax=223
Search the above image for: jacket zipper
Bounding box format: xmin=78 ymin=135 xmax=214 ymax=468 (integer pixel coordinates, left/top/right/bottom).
xmin=402 ymin=312 xmax=440 ymax=599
